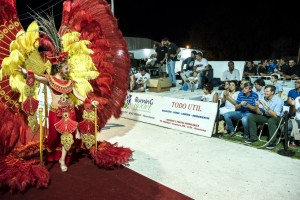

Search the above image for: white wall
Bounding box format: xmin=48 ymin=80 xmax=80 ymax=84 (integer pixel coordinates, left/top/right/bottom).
xmin=130 ymin=47 xmax=200 ymax=60
xmin=129 ymin=48 xmax=247 ymax=81
xmin=176 ymin=60 xmax=245 ymax=80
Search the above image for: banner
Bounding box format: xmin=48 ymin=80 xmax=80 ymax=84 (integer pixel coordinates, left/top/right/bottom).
xmin=122 ymin=93 xmax=218 ymax=137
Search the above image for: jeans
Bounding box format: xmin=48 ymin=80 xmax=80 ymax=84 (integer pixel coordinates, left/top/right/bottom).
xmin=180 ymin=70 xmax=193 ymax=81
xmin=248 ymin=114 xmax=281 ymax=144
xmin=224 ymin=111 xmax=252 ymax=136
xmin=197 ymin=71 xmax=207 ymax=88
xmin=167 ymin=60 xmax=176 ymax=84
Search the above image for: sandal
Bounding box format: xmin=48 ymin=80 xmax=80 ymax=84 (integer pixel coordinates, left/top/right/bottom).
xmin=59 ymin=159 xmax=68 ymax=172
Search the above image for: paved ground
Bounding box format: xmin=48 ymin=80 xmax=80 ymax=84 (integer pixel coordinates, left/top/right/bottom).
xmin=100 ymin=117 xmax=300 ymax=200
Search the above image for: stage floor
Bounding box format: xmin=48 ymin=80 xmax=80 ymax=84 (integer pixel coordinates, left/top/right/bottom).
xmin=100 ymin=117 xmax=300 ymax=200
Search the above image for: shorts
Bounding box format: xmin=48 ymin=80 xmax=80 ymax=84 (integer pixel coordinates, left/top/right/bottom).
xmin=156 ymin=63 xmax=166 ymax=73
xmin=133 ymin=83 xmax=144 ymax=90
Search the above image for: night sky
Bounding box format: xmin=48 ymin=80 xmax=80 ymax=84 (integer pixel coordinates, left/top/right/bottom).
xmin=16 ymin=0 xmax=300 ymax=60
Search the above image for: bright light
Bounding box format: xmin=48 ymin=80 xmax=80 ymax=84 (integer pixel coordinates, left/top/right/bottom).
xmin=186 ymin=45 xmax=190 ymax=49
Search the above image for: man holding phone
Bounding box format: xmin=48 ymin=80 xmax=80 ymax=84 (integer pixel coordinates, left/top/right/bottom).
xmin=129 ymin=66 xmax=151 ymax=92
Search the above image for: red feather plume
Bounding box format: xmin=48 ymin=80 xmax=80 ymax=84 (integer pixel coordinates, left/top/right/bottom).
xmin=90 ymin=141 xmax=133 ymax=169
xmin=60 ymin=0 xmax=130 ymax=129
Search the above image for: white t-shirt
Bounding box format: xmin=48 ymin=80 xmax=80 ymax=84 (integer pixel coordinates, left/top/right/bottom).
xmin=222 ymin=69 xmax=240 ymax=81
xmin=201 ymin=91 xmax=217 ymax=102
xmin=194 ymin=58 xmax=208 ymax=71
xmin=134 ymin=72 xmax=151 ymax=88
xmin=221 ymin=90 xmax=240 ymax=109
xmin=219 ymin=90 xmax=240 ymax=115
xmin=295 ymin=96 xmax=300 ymax=120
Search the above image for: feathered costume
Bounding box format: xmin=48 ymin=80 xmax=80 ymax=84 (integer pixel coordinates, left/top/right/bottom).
xmin=0 ymin=0 xmax=132 ymax=192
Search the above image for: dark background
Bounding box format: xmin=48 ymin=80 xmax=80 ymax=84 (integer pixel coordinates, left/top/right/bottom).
xmin=16 ymin=0 xmax=300 ymax=60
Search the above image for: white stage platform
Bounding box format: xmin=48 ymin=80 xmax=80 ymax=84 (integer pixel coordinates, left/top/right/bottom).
xmin=144 ymin=80 xmax=205 ymax=101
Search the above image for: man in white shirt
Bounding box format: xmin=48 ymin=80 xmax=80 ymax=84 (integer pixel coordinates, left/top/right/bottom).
xmin=193 ymin=52 xmax=209 ymax=89
xmin=222 ymin=61 xmax=240 ymax=81
xmin=129 ymin=66 xmax=151 ymax=92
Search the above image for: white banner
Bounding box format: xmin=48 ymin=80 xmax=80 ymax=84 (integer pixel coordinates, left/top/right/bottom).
xmin=122 ymin=93 xmax=218 ymax=137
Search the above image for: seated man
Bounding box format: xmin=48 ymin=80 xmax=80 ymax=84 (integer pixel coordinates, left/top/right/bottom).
xmin=286 ymin=96 xmax=300 ymax=147
xmin=243 ymin=61 xmax=256 ymax=77
xmin=223 ymin=82 xmax=258 ymax=138
xmin=247 ymin=85 xmax=284 ymax=148
xmin=222 ymin=61 xmax=240 ymax=82
xmin=281 ymin=59 xmax=300 ymax=79
xmin=286 ymin=80 xmax=300 ymax=147
xmin=180 ymin=50 xmax=197 ymax=89
xmin=129 ymin=66 xmax=151 ymax=92
xmin=193 ymin=52 xmax=209 ymax=89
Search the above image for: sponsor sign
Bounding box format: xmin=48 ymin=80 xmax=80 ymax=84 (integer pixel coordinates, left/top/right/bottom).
xmin=122 ymin=93 xmax=218 ymax=137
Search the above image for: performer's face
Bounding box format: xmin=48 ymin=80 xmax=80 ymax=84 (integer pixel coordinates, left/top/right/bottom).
xmin=60 ymin=63 xmax=70 ymax=76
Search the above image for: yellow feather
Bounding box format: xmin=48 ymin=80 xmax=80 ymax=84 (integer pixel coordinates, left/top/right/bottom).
xmin=25 ymin=49 xmax=49 ymax=75
xmin=26 ymin=21 xmax=39 ymax=48
xmin=1 ymin=50 xmax=25 ymax=77
xmin=61 ymin=32 xmax=81 ymax=48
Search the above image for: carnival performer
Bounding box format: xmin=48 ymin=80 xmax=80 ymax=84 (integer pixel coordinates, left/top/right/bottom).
xmin=18 ymin=52 xmax=98 ymax=172
xmin=0 ymin=0 xmax=132 ymax=192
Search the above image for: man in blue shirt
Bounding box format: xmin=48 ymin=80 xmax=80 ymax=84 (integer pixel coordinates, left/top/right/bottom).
xmin=247 ymin=85 xmax=284 ymax=148
xmin=286 ymin=79 xmax=300 ymax=146
xmin=253 ymin=78 xmax=265 ymax=100
xmin=224 ymin=83 xmax=258 ymax=138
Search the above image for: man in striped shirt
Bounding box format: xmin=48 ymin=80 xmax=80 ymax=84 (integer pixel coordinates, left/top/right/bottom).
xmin=224 ymin=82 xmax=259 ymax=138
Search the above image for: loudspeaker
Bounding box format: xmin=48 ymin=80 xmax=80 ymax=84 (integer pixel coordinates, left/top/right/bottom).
xmin=148 ymin=67 xmax=160 ymax=78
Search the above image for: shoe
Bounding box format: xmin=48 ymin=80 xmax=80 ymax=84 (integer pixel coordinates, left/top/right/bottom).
xmin=290 ymin=142 xmax=297 ymax=148
xmin=224 ymin=131 xmax=234 ymax=137
xmin=229 ymin=131 xmax=235 ymax=137
xmin=242 ymin=135 xmax=249 ymax=140
xmin=266 ymin=143 xmax=276 ymax=149
xmin=59 ymin=159 xmax=68 ymax=172
xmin=245 ymin=138 xmax=258 ymax=144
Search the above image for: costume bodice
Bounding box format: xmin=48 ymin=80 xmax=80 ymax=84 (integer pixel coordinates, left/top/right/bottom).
xmin=45 ymin=75 xmax=76 ymax=109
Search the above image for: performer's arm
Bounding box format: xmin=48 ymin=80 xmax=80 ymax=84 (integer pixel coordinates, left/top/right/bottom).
xmin=18 ymin=66 xmax=48 ymax=84
xmin=72 ymin=88 xmax=99 ymax=107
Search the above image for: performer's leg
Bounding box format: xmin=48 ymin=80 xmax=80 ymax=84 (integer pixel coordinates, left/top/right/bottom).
xmin=59 ymin=146 xmax=68 ymax=172
xmin=129 ymin=75 xmax=135 ymax=91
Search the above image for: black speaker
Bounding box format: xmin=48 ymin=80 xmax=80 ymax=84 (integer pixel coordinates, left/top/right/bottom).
xmin=148 ymin=67 xmax=160 ymax=78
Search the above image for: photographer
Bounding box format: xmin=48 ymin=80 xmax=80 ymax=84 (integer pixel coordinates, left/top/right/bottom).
xmin=129 ymin=66 xmax=151 ymax=92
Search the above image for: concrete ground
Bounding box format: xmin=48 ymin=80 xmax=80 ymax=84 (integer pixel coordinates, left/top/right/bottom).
xmin=100 ymin=117 xmax=300 ymax=200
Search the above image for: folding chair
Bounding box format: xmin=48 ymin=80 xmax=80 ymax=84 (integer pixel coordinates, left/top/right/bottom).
xmin=275 ymin=106 xmax=290 ymax=145
xmin=234 ymin=119 xmax=241 ymax=132
xmin=258 ymin=122 xmax=269 ymax=142
xmin=258 ymin=106 xmax=289 ymax=148
xmin=258 ymin=120 xmax=284 ymax=142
